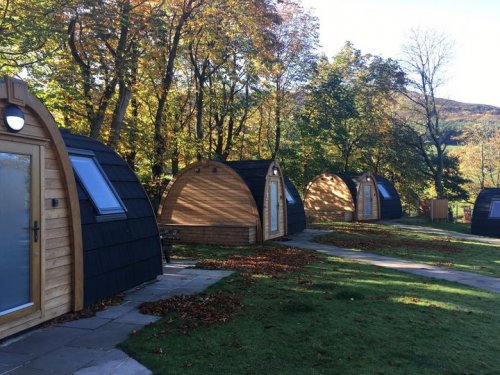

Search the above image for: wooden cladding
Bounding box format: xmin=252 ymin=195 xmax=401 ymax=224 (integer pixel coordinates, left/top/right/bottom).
xmin=304 ymin=174 xmax=355 ymax=222
xmin=304 ymin=172 xmax=381 ymax=223
xmin=158 ymin=159 xmax=287 ymax=245
xmin=0 ymin=78 xmax=82 ymax=340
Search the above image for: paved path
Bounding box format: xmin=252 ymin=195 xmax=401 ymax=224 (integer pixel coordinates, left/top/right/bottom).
xmin=0 ymin=261 xmax=232 ymax=375
xmin=380 ymin=220 xmax=500 ymax=246
xmin=285 ymin=229 xmax=500 ymax=293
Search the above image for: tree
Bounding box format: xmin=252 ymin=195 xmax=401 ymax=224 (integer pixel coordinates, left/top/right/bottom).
xmin=266 ymin=0 xmax=318 ymax=158
xmin=399 ymin=28 xmax=454 ymax=198
xmin=452 ymin=124 xmax=500 ymax=197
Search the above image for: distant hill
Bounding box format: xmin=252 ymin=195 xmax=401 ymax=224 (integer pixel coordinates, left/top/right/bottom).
xmin=437 ymin=98 xmax=500 ymax=125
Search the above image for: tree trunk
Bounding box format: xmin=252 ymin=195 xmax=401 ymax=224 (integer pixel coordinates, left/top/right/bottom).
xmin=435 ymin=146 xmax=445 ymax=198
xmin=109 ymin=82 xmax=131 ymax=148
xmin=273 ymin=91 xmax=281 ymax=159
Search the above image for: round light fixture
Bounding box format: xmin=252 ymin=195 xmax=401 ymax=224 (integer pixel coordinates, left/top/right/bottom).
xmin=3 ymin=105 xmax=25 ymax=132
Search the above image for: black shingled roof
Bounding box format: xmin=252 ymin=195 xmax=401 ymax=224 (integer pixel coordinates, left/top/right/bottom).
xmin=62 ymin=131 xmax=162 ymax=306
xmin=472 ymin=188 xmax=500 ymax=238
xmin=375 ymin=175 xmax=403 ymax=220
xmin=284 ymin=175 xmax=306 ymax=234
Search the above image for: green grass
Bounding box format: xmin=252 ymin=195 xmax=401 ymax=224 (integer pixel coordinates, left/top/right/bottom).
xmin=120 ymin=247 xmax=500 ymax=374
xmin=313 ymin=222 xmax=500 ymax=277
xmin=395 ymin=217 xmax=471 ymax=234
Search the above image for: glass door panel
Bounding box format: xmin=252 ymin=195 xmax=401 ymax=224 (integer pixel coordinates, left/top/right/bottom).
xmin=0 ymin=152 xmax=32 ymax=314
xmin=0 ymin=141 xmax=40 ymax=321
xmin=363 ymin=185 xmax=372 ymax=217
xmin=270 ymin=181 xmax=278 ymax=232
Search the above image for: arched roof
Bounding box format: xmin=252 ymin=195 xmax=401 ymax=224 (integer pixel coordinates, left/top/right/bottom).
xmin=224 ymin=159 xmax=278 ymax=221
xmin=62 ymin=131 xmax=162 ymax=305
xmin=283 ymin=175 xmax=306 ymax=234
xmin=472 ymin=188 xmax=500 ymax=238
xmin=374 ymin=175 xmax=403 ymax=219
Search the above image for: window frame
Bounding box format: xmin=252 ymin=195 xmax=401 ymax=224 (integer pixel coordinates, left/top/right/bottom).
xmin=377 ymin=182 xmax=391 ymax=199
xmin=68 ymin=148 xmax=127 ymax=216
xmin=488 ymin=199 xmax=500 ymax=219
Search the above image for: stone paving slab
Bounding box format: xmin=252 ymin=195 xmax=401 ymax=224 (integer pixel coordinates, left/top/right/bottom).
xmin=26 ymin=346 xmax=105 ymax=373
xmin=94 ymin=301 xmax=139 ymax=320
xmin=0 ymin=263 xmax=233 ymax=375
xmin=285 ymin=229 xmax=500 ymax=293
xmin=114 ymin=311 xmax=161 ymax=325
xmin=56 ymin=316 xmax=111 ymax=330
xmin=0 ymin=327 xmax=87 ymax=356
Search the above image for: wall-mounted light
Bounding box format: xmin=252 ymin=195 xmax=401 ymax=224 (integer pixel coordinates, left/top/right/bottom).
xmin=194 ymin=167 xmax=200 ymax=173
xmin=366 ymin=176 xmax=372 ymax=182
xmin=3 ymin=104 xmax=25 ymax=132
xmin=272 ymin=166 xmax=278 ymax=176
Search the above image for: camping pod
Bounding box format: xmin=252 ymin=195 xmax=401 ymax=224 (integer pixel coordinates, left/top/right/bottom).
xmin=471 ymin=188 xmax=500 ymax=238
xmin=283 ymin=175 xmax=306 ymax=235
xmin=0 ymin=78 xmax=161 ymax=340
xmin=62 ymin=131 xmax=162 ymax=305
xmin=304 ymin=172 xmax=382 ymax=222
xmin=303 ymin=173 xmax=356 ymax=222
xmin=157 ymin=159 xmax=287 ymax=245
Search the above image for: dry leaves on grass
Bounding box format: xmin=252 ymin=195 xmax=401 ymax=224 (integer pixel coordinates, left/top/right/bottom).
xmin=196 ymin=247 xmax=320 ymax=277
xmin=140 ymin=291 xmax=242 ymax=333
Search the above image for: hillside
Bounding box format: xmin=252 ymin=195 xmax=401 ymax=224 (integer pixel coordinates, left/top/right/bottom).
xmin=437 ymin=98 xmax=500 ymax=125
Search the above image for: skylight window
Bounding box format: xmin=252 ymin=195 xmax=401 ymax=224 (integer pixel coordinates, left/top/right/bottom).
xmin=489 ymin=200 xmax=500 ymax=218
xmin=377 ymin=183 xmax=391 ymax=199
xmin=285 ymin=186 xmax=296 ymax=204
xmin=70 ymin=154 xmax=126 ymax=215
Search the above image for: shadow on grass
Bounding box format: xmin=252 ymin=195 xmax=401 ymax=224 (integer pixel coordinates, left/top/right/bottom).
xmin=120 ymin=249 xmax=500 ymax=375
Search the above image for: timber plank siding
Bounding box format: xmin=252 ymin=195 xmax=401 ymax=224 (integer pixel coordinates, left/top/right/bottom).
xmin=0 ymin=78 xmax=82 ymax=340
xmin=158 ymin=159 xmax=287 ymax=245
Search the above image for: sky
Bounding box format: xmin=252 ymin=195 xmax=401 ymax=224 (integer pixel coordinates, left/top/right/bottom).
xmin=300 ymin=0 xmax=500 ymax=107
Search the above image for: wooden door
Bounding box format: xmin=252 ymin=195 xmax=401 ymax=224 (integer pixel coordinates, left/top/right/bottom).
xmin=0 ymin=141 xmax=41 ymax=323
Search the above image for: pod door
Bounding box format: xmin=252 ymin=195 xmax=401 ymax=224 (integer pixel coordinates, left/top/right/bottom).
xmin=0 ymin=141 xmax=41 ymax=323
xmin=270 ymin=180 xmax=279 ymax=233
xmin=363 ymin=185 xmax=373 ymax=217
xmin=267 ymin=176 xmax=285 ymax=239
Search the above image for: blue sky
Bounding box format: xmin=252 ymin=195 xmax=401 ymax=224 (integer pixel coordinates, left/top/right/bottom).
xmin=300 ymin=0 xmax=500 ymax=106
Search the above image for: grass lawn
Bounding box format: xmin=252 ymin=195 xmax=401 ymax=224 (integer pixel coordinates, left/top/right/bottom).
xmin=120 ymin=244 xmax=500 ymax=375
xmin=394 ymin=217 xmax=471 ymax=234
xmin=312 ymin=222 xmax=500 ymax=277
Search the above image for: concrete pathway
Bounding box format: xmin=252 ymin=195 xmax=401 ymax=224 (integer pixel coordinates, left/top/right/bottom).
xmin=380 ymin=220 xmax=500 ymax=246
xmin=285 ymin=229 xmax=500 ymax=293
xmin=0 ymin=261 xmax=232 ymax=375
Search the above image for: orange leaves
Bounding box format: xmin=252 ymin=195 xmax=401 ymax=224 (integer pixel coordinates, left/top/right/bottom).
xmin=197 ymin=247 xmax=320 ymax=277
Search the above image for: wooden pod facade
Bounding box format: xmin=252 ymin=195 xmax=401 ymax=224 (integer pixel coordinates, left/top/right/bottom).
xmin=471 ymin=188 xmax=500 ymax=238
xmin=304 ymin=172 xmax=391 ymax=222
xmin=0 ymin=78 xmax=82 ymax=340
xmin=157 ymin=159 xmax=287 ymax=245
xmin=303 ymin=173 xmax=356 ymax=222
xmin=0 ymin=78 xmax=162 ymax=340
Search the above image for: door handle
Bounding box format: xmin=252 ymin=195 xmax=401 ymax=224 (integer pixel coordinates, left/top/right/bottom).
xmin=32 ymin=221 xmax=39 ymax=242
